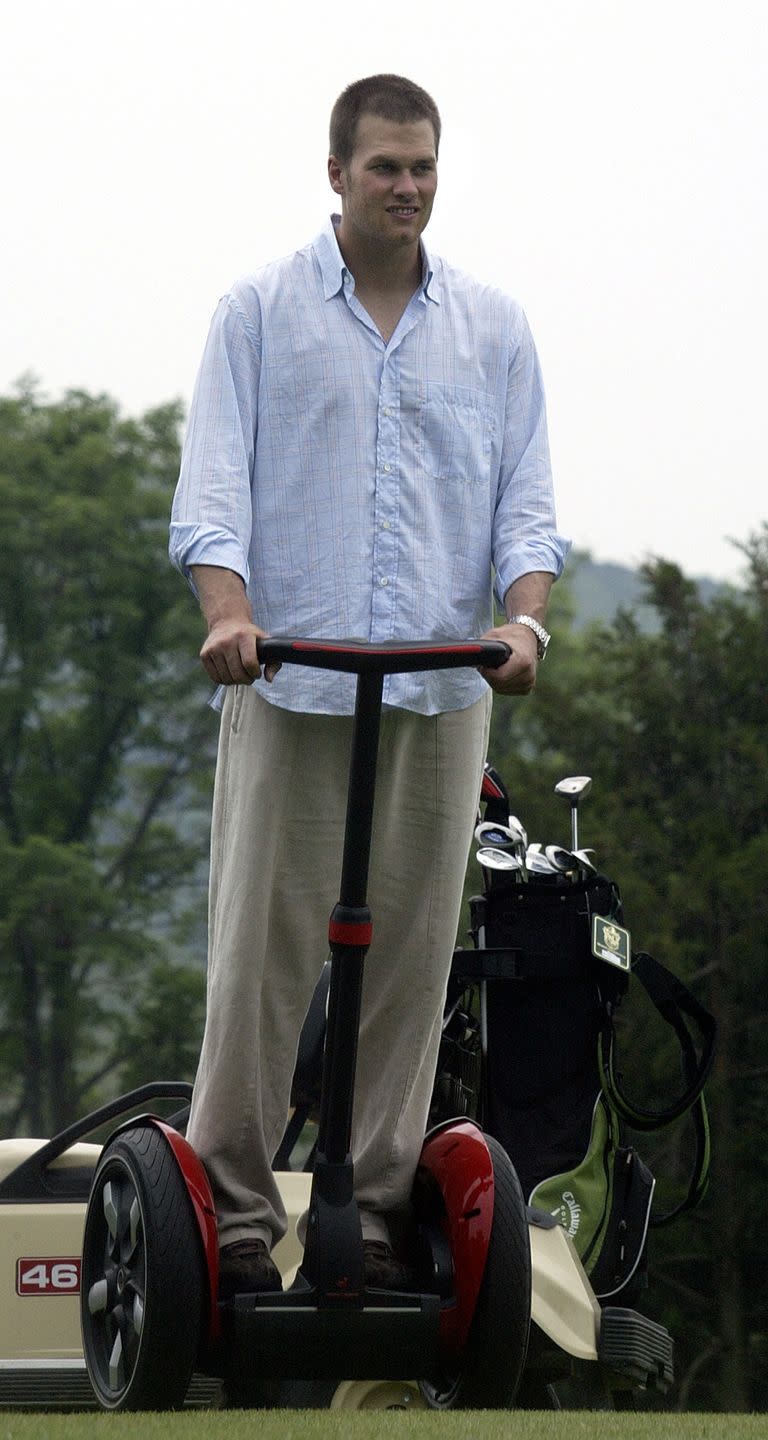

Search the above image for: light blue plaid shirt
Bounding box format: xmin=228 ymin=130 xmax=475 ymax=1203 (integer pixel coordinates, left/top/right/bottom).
xmin=170 ymin=216 xmax=569 ymax=715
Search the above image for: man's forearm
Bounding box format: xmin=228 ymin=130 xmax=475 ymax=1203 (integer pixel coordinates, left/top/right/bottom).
xmin=191 ymin=565 xmax=252 ymax=629
xmin=503 ymin=571 xmax=554 ymax=623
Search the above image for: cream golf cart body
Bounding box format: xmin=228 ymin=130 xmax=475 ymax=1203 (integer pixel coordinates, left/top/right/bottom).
xmin=0 ymin=1083 xmax=611 ymax=1412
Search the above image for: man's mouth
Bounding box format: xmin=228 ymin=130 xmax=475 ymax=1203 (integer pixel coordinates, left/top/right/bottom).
xmin=387 ymin=206 xmax=418 ymax=216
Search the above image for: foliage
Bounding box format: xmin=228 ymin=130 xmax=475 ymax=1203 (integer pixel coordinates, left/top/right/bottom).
xmin=0 ymin=385 xmax=214 ymax=1133
xmin=487 ymin=534 xmax=768 ymax=1412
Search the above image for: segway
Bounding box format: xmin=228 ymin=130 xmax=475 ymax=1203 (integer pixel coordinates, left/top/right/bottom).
xmin=79 ymin=638 xmax=532 ymax=1411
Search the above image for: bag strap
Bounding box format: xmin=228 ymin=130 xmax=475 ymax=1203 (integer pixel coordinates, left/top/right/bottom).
xmin=599 ymin=949 xmax=716 ymax=1224
xmin=650 ymin=1092 xmax=712 ymax=1227
xmin=599 ymin=950 xmax=716 ymax=1129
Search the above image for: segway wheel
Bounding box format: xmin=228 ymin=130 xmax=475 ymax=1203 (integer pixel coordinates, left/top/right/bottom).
xmin=80 ymin=1125 xmax=206 ymax=1410
xmin=420 ymin=1135 xmax=531 ymax=1409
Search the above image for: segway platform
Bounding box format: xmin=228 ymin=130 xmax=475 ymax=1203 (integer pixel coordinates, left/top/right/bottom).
xmin=219 ymin=1287 xmax=442 ymax=1380
xmin=79 ymin=639 xmax=532 ymax=1413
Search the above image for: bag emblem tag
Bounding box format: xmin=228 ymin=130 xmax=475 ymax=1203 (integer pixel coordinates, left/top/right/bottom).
xmin=592 ymin=915 xmax=631 ymax=971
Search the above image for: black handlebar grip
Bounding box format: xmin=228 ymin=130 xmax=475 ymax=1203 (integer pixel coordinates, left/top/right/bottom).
xmin=256 ymin=637 xmax=510 ymax=676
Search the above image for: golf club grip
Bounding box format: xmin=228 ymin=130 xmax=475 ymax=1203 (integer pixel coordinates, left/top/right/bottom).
xmin=256 ymin=637 xmax=510 ymax=676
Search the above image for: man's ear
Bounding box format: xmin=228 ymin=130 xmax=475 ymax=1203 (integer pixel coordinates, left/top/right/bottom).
xmin=328 ymin=155 xmax=345 ymax=195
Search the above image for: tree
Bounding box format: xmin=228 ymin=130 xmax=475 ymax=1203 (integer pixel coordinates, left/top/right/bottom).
xmin=486 ymin=536 xmax=768 ymax=1411
xmin=0 ymin=384 xmax=214 ymax=1134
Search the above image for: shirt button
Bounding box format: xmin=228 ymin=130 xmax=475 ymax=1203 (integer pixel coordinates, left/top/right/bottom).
xmin=383 ymin=463 xmax=392 ymax=473
xmin=381 ymin=520 xmax=391 ymax=531
xmin=380 ymin=577 xmax=389 ymax=587
xmin=383 ymin=407 xmax=392 ymax=416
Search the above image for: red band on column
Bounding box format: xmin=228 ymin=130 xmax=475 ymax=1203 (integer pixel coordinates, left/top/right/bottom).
xmin=328 ymin=919 xmax=373 ymax=947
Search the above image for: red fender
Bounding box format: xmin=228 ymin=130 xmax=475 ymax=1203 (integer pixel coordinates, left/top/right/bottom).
xmin=417 ymin=1120 xmax=494 ymax=1356
xmin=107 ymin=1114 xmax=220 ymax=1345
xmin=154 ymin=1122 xmax=220 ymax=1345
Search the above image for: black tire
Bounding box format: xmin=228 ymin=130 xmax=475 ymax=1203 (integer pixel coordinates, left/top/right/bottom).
xmin=80 ymin=1124 xmax=206 ymax=1410
xmin=420 ymin=1134 xmax=531 ymax=1409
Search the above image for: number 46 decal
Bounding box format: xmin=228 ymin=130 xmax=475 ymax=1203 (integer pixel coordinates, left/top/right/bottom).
xmin=16 ymin=1257 xmax=81 ymax=1295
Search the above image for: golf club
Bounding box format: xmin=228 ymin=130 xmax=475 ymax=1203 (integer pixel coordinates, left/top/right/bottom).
xmin=544 ymin=844 xmax=597 ymax=880
xmin=475 ymin=819 xmax=528 ymax=878
xmin=476 ymin=846 xmax=524 ymax=874
xmin=554 ymin=776 xmax=592 ymax=851
xmin=525 ymin=849 xmax=559 ymax=876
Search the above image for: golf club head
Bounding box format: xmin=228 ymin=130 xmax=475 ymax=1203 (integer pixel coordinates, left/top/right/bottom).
xmin=525 ymin=849 xmax=558 ymax=875
xmin=554 ymin=776 xmax=592 ymax=800
xmin=476 ymin=846 xmax=523 ymax=873
xmin=475 ymin=821 xmax=527 ymax=866
xmin=506 ymin=814 xmax=528 ymax=849
xmin=544 ymin=845 xmax=576 ymax=873
xmin=545 ymin=844 xmax=597 ymax=877
xmin=475 ymin=821 xmax=517 ymax=849
xmin=573 ymin=848 xmax=597 ymax=871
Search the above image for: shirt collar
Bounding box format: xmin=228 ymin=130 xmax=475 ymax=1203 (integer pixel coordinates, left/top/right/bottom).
xmin=313 ymin=215 xmax=441 ymax=305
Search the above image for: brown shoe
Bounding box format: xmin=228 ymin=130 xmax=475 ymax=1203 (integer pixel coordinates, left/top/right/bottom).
xmin=363 ymin=1240 xmax=412 ymax=1291
xmin=218 ymin=1239 xmax=282 ymax=1299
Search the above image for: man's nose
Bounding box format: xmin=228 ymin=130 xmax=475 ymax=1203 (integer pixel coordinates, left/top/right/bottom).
xmin=393 ymin=170 xmax=419 ymax=197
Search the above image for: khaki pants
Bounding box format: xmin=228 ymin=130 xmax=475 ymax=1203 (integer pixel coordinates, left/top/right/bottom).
xmin=187 ymin=684 xmax=493 ymax=1250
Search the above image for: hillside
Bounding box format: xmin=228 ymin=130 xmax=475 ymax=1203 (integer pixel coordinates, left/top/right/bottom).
xmin=567 ymin=550 xmax=728 ymax=631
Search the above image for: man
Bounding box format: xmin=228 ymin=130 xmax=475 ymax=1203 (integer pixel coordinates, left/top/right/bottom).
xmin=170 ymin=74 xmax=569 ymax=1297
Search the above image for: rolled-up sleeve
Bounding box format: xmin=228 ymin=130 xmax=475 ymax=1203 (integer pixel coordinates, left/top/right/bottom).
xmin=492 ymin=306 xmax=570 ymax=606
xmin=169 ymin=294 xmax=261 ymax=588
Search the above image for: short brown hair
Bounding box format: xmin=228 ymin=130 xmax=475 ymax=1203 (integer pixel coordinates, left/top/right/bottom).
xmin=329 ymin=74 xmax=441 ymax=165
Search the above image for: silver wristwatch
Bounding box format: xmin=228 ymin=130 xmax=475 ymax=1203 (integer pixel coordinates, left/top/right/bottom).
xmin=507 ymin=614 xmax=551 ymax=660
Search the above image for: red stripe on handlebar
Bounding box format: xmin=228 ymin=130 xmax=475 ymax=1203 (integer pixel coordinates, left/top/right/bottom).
xmin=293 ymin=642 xmax=486 ymax=656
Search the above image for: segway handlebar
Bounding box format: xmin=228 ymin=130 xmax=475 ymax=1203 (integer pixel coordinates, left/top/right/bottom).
xmin=256 ymin=636 xmax=510 ymax=676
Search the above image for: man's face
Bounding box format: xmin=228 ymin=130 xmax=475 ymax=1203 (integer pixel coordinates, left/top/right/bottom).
xmin=329 ymin=113 xmax=438 ymax=252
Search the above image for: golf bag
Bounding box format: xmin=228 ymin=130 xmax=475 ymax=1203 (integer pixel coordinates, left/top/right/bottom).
xmin=432 ymin=771 xmax=716 ymax=1305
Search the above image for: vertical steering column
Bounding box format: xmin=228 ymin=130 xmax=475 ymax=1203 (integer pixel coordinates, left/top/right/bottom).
xmin=301 ymin=672 xmax=383 ymax=1299
xmin=316 ymin=670 xmax=383 ymax=1161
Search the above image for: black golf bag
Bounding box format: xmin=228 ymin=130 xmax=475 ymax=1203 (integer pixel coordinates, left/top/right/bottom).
xmin=280 ymin=763 xmax=715 ymax=1310
xmin=431 ymin=766 xmax=716 ymax=1305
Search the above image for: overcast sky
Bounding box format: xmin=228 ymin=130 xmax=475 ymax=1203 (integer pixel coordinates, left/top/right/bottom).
xmin=2 ymin=0 xmax=765 ymax=581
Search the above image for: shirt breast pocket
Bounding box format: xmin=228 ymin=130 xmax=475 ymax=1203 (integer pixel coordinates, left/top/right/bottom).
xmin=418 ymin=384 xmax=493 ymax=485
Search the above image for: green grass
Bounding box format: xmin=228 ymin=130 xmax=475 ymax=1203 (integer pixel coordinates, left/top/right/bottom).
xmin=0 ymin=1413 xmax=766 ymax=1440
